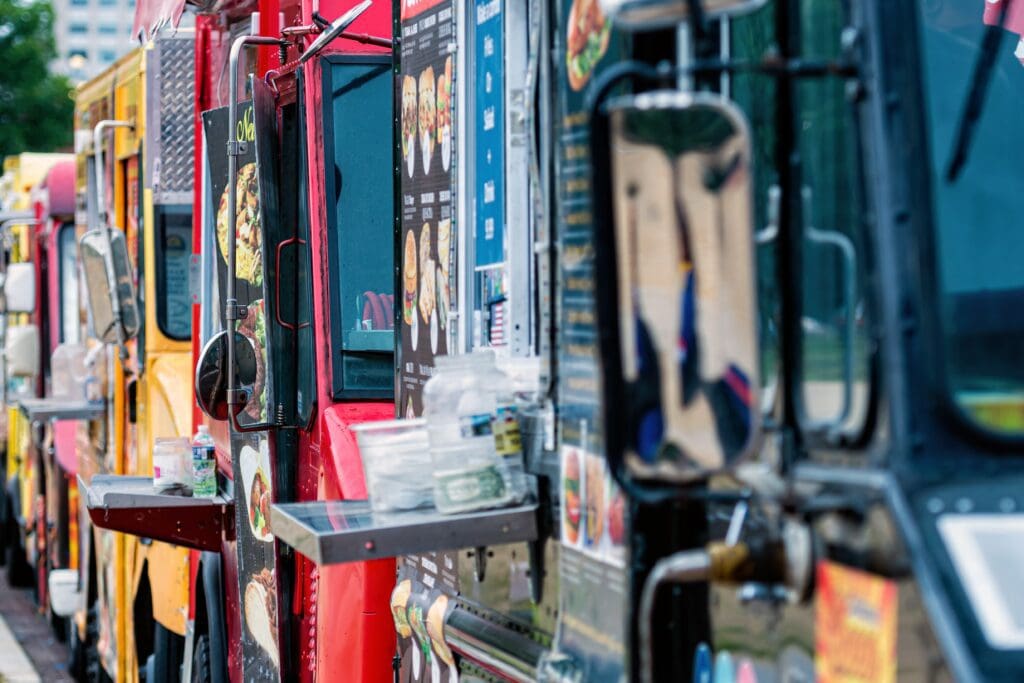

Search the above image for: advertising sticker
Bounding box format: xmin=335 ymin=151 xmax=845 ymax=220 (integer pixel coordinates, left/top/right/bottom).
xmin=202 ymin=87 xmax=282 ymax=680
xmin=815 ymin=561 xmax=898 ymax=683
xmin=554 ymin=0 xmax=627 ymax=677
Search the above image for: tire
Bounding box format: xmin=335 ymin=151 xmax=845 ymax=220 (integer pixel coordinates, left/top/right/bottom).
xmin=191 ymin=634 xmax=212 ymax=683
xmin=4 ymin=509 xmax=32 ymax=588
xmin=84 ymin=601 xmax=112 ymax=683
xmin=68 ymin=615 xmax=87 ymax=682
xmin=150 ymin=622 xmax=184 ymax=683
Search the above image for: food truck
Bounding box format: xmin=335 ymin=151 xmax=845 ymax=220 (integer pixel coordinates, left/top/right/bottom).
xmin=272 ymin=0 xmax=1024 ymax=681
xmin=0 ymin=155 xmax=77 ymax=602
xmin=91 ymin=0 xmax=1024 ymax=680
xmin=88 ymin=2 xmax=399 ymax=681
xmin=0 ymin=154 xmax=74 ymax=594
xmin=62 ymin=32 xmax=198 ymax=682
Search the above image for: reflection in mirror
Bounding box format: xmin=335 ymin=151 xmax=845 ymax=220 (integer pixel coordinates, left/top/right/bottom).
xmin=79 ymin=229 xmax=140 ymax=345
xmin=599 ymin=0 xmax=768 ymax=31
xmin=4 ymin=263 xmax=36 ymax=314
xmin=607 ymin=92 xmax=759 ymax=480
xmin=195 ymin=330 xmax=258 ymax=422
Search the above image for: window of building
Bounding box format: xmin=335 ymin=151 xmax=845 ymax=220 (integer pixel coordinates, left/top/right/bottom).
xmin=69 ymin=23 xmax=88 ymax=34
xmin=70 ymin=0 xmax=87 ymax=6
xmin=98 ymin=24 xmax=118 ymax=35
xmin=100 ymin=50 xmax=117 ymax=63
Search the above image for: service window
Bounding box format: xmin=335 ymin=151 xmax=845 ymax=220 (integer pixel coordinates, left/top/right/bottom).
xmin=155 ymin=206 xmax=192 ymax=341
xmin=725 ymin=0 xmax=873 ymax=440
xmin=322 ymin=56 xmax=395 ymax=398
xmin=57 ymin=223 xmax=81 ymax=344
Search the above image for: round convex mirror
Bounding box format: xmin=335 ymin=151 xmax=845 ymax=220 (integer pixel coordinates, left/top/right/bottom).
xmin=195 ymin=330 xmax=258 ymax=421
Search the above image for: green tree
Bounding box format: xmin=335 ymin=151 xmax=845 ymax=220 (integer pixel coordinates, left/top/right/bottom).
xmin=0 ymin=0 xmax=74 ymax=156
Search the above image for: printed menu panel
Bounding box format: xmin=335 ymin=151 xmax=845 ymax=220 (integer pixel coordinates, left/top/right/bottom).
xmin=554 ymin=0 xmax=628 ymax=679
xmin=398 ymin=0 xmax=457 ymax=418
xmin=203 ymin=88 xmax=282 ymax=680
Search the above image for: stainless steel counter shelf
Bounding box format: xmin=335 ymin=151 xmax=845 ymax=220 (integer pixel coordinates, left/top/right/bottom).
xmin=271 ymin=500 xmax=540 ymax=565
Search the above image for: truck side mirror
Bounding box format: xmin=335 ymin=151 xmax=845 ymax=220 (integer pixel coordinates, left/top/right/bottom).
xmin=599 ymin=0 xmax=768 ymax=30
xmin=79 ymin=228 xmax=140 ymax=345
xmin=4 ymin=262 xmax=36 ymax=314
xmin=5 ymin=324 xmax=39 ymax=378
xmin=595 ymin=92 xmax=760 ymax=481
xmin=195 ymin=330 xmax=259 ymax=422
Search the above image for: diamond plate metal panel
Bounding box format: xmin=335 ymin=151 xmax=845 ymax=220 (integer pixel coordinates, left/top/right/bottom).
xmin=152 ymin=34 xmax=196 ymax=204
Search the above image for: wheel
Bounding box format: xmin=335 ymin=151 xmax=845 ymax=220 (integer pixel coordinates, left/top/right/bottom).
xmin=4 ymin=508 xmax=32 ymax=588
xmin=84 ymin=601 xmax=112 ymax=683
xmin=67 ymin=615 xmax=87 ymax=682
xmin=190 ymin=634 xmax=212 ymax=683
xmin=150 ymin=622 xmax=184 ymax=683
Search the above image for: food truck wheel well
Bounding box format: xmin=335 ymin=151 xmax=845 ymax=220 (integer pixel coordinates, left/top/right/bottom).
xmin=195 ymin=551 xmax=228 ymax=683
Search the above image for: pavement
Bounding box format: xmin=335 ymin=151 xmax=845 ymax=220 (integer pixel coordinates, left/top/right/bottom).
xmin=0 ymin=579 xmax=72 ymax=683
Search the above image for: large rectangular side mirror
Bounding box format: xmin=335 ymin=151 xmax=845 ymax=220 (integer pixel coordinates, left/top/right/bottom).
xmin=595 ymin=92 xmax=760 ymax=481
xmin=4 ymin=262 xmax=36 ymax=314
xmin=79 ymin=228 xmax=140 ymax=345
xmin=5 ymin=324 xmax=39 ymax=378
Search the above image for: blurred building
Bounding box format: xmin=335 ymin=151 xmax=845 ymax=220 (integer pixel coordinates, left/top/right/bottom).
xmin=51 ymin=0 xmax=136 ymax=83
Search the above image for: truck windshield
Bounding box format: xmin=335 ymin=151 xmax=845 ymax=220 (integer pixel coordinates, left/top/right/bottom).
xmin=919 ymin=2 xmax=1024 ymax=435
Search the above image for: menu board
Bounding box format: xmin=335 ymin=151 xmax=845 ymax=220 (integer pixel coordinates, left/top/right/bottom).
xmin=392 ymin=552 xmax=460 ymax=683
xmin=397 ymin=3 xmax=460 ymax=682
xmin=554 ymin=0 xmax=629 ymax=679
xmin=398 ymin=0 xmax=457 ymax=418
xmin=474 ymin=0 xmax=504 ymax=269
xmin=203 ymin=95 xmax=282 ymax=681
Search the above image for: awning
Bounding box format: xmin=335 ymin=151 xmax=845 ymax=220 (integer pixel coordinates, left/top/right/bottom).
xmin=132 ymin=0 xmax=256 ymax=42
xmin=983 ymin=0 xmax=1024 ymax=64
xmin=132 ymin=0 xmax=189 ymax=43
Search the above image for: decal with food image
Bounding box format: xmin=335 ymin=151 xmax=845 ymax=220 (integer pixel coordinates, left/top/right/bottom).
xmin=241 ymin=442 xmax=273 ymax=542
xmin=398 ymin=0 xmax=456 ymax=417
xmin=402 ymin=75 xmax=418 ymax=179
xmin=244 ymin=568 xmax=280 ymax=669
xmin=203 ymin=90 xmax=284 ymax=680
xmin=437 ymin=56 xmax=453 ymax=172
xmin=560 ymin=444 xmax=625 ymax=564
xmin=566 ymin=0 xmax=611 ymax=92
xmin=419 ymin=66 xmax=437 ymax=175
xmin=216 ymin=161 xmax=263 ymax=286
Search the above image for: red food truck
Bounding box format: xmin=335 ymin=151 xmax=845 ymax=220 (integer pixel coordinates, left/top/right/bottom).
xmin=88 ymin=2 xmax=400 ymax=680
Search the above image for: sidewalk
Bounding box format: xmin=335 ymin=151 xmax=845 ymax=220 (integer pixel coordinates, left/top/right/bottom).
xmin=0 ymin=580 xmax=71 ymax=683
xmin=0 ymin=608 xmax=40 ymax=683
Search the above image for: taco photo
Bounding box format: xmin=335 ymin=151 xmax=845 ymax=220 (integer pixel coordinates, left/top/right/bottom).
xmin=241 ymin=441 xmax=273 ymax=542
xmin=562 ymin=447 xmax=582 ymax=545
xmin=419 ymin=223 xmax=435 ymax=325
xmin=437 ymin=56 xmax=453 ymax=172
xmin=402 ymin=75 xmax=417 ymax=178
xmin=403 ymin=229 xmax=418 ymax=326
xmin=244 ymin=569 xmax=279 ymax=669
xmin=567 ymin=0 xmax=611 ymax=92
xmin=419 ymin=66 xmax=436 ymax=175
xmin=237 ymin=299 xmax=268 ymax=423
xmin=216 ymin=161 xmax=263 ymax=286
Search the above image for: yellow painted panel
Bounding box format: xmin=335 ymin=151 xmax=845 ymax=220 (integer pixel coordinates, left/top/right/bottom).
xmin=148 ymin=543 xmax=189 ymax=636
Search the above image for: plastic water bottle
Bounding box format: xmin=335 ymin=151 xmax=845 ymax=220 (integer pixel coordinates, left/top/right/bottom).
xmin=191 ymin=425 xmax=217 ymax=498
xmin=423 ymin=351 xmax=529 ymax=513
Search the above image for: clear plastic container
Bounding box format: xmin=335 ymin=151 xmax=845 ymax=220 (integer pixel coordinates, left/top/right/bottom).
xmin=423 ymin=351 xmax=528 ymax=513
xmin=352 ymin=418 xmax=434 ymax=512
xmin=153 ymin=437 xmax=192 ymax=495
xmin=50 ymin=344 xmax=89 ymax=399
xmin=191 ymin=425 xmax=217 ymax=499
